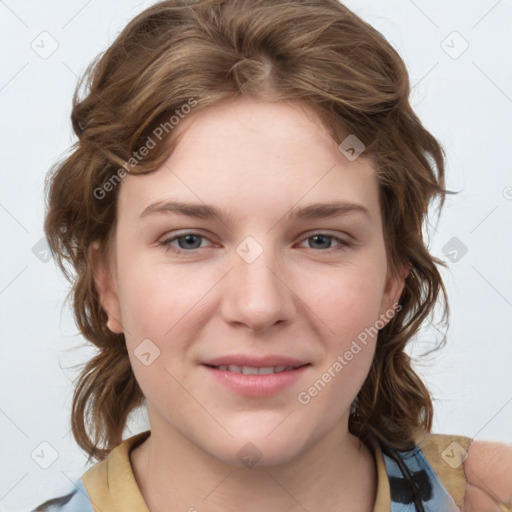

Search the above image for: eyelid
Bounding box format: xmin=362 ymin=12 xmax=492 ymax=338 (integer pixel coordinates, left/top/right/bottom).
xmin=301 ymin=229 xmax=351 ymax=240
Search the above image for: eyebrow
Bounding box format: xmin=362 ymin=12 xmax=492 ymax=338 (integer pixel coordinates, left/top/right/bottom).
xmin=139 ymin=200 xmax=370 ymax=222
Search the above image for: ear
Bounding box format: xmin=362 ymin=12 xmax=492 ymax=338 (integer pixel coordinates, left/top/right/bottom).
xmin=378 ymin=261 xmax=411 ymax=324
xmin=89 ymin=240 xmax=124 ymax=334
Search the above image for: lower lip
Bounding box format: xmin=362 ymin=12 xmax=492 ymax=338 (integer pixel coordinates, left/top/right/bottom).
xmin=202 ymin=364 xmax=310 ymax=397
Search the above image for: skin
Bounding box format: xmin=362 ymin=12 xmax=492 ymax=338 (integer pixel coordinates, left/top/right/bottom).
xmin=92 ymin=98 xmax=409 ymax=511
xmin=462 ymin=440 xmax=512 ymax=511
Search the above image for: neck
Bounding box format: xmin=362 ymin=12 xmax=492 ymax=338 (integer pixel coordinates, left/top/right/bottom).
xmin=130 ymin=414 xmax=377 ymax=512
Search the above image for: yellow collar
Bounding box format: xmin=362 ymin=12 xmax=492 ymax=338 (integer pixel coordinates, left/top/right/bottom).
xmin=82 ymin=430 xmax=391 ymax=512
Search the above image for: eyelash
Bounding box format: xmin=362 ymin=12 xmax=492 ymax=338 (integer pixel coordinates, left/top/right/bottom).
xmin=158 ymin=232 xmax=352 ymax=256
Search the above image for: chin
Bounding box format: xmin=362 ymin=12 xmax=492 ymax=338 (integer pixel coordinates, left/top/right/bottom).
xmin=201 ymin=426 xmax=312 ymax=468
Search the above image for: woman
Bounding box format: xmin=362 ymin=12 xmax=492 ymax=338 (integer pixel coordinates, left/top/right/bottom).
xmin=35 ymin=0 xmax=512 ymax=510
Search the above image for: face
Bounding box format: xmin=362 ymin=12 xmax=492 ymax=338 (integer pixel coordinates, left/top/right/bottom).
xmin=93 ymin=98 xmax=405 ymax=466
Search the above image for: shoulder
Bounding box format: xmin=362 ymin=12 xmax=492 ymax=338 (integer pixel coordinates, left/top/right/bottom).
xmin=30 ymin=479 xmax=93 ymax=512
xmin=463 ymin=439 xmax=512 ymax=511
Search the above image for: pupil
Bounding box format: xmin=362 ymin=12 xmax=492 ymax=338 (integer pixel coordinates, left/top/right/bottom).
xmin=182 ymin=235 xmax=200 ymax=249
xmin=313 ymin=235 xmax=328 ymax=248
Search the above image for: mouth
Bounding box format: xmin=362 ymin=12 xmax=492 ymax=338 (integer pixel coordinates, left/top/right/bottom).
xmin=201 ymin=358 xmax=311 ymax=396
xmin=204 ymin=363 xmax=309 ymax=375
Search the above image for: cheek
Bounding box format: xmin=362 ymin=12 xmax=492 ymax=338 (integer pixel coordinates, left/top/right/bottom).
xmin=298 ymin=277 xmax=380 ymax=416
xmin=114 ymin=249 xmax=205 ymax=341
xmin=305 ymin=260 xmax=387 ymax=337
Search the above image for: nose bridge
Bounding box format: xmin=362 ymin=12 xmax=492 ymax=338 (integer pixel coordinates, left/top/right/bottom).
xmin=222 ymin=234 xmax=292 ymax=330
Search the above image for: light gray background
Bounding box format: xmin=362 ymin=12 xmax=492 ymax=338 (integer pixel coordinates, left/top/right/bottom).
xmin=1 ymin=0 xmax=511 ymax=509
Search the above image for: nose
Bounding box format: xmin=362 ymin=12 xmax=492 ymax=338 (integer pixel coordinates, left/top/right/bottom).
xmin=220 ymin=241 xmax=295 ymax=333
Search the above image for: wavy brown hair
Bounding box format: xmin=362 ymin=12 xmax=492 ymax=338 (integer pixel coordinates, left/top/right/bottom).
xmin=45 ymin=0 xmax=451 ymax=463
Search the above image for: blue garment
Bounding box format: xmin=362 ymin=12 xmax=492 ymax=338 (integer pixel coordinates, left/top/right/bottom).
xmin=30 ymin=479 xmax=93 ymax=512
xmin=382 ymin=445 xmax=460 ymax=511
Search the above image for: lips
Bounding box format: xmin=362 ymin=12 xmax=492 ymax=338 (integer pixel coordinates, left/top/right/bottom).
xmin=202 ymin=355 xmax=309 ymax=369
xmin=211 ymin=364 xmax=297 ymax=375
xmin=201 ymin=355 xmax=310 ymax=396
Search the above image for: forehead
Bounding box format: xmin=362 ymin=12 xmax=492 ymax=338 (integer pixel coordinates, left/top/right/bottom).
xmin=119 ymin=99 xmax=380 ymax=224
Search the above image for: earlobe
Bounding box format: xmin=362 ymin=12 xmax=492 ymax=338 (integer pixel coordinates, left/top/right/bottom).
xmin=390 ymin=262 xmax=411 ymax=304
xmin=89 ymin=241 xmax=124 ymax=334
xmin=378 ymin=262 xmax=410 ymax=325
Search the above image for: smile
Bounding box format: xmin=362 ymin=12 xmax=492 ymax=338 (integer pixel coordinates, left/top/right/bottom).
xmin=202 ymin=362 xmax=310 ymax=397
xmin=209 ymin=364 xmax=300 ymax=375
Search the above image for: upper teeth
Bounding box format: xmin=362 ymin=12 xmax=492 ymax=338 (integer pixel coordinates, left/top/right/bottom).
xmin=215 ymin=365 xmax=294 ymax=375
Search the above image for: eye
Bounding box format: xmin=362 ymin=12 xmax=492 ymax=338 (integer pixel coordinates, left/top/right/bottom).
xmin=298 ymin=233 xmax=351 ymax=251
xmin=159 ymin=232 xmax=212 ymax=254
xmin=159 ymin=231 xmax=351 ymax=256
